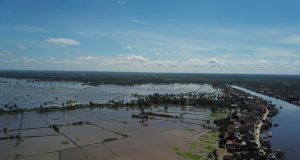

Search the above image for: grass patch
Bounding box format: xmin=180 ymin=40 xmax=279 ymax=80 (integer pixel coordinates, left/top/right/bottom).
xmin=171 ymin=146 xmax=180 ymax=152
xmin=171 ymin=130 xmax=219 ymax=159
xmin=171 ymin=146 xmax=203 ymax=160
xmin=197 ymin=130 xmax=219 ymax=153
xmin=209 ymin=112 xmax=229 ymax=120
xmin=204 ymin=145 xmax=215 ymax=153
xmin=177 ymin=152 xmax=203 ymax=160
xmin=190 ymin=142 xmax=200 ymax=150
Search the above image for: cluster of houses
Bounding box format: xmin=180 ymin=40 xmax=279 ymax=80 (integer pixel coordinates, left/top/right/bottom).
xmin=219 ymin=87 xmax=279 ymax=160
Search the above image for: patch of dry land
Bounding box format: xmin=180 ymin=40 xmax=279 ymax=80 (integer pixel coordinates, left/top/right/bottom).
xmin=0 ymin=106 xmax=219 ymax=160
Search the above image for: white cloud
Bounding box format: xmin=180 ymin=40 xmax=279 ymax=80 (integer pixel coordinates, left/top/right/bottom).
xmin=125 ymin=45 xmax=132 ymax=49
xmin=3 ymin=54 xmax=298 ymax=74
xmin=124 ymin=55 xmax=149 ymax=63
xmin=46 ymin=38 xmax=80 ymax=46
xmin=75 ymin=55 xmax=224 ymax=68
xmin=207 ymin=58 xmax=220 ymax=64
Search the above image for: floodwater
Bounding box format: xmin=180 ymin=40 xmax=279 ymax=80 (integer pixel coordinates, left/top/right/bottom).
xmin=0 ymin=78 xmax=220 ymax=109
xmin=232 ymin=85 xmax=300 ymax=160
xmin=0 ymin=106 xmax=211 ymax=160
xmin=0 ymin=78 xmax=218 ymax=160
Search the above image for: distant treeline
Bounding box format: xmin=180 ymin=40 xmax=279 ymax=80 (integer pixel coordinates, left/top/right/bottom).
xmin=0 ymin=70 xmax=300 ymax=88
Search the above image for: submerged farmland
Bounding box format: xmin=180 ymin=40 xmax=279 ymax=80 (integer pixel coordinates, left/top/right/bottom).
xmin=0 ymin=78 xmax=221 ymax=160
xmin=0 ymin=106 xmax=215 ymax=160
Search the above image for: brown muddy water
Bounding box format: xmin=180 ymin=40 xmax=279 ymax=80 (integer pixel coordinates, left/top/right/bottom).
xmin=0 ymin=106 xmax=213 ymax=160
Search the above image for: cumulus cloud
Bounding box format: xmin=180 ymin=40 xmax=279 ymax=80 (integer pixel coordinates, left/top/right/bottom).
xmin=207 ymin=58 xmax=220 ymax=64
xmin=124 ymin=55 xmax=149 ymax=63
xmin=188 ymin=58 xmax=223 ymax=67
xmin=46 ymin=38 xmax=80 ymax=46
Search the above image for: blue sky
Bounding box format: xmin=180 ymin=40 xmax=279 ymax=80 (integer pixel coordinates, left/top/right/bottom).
xmin=0 ymin=0 xmax=300 ymax=74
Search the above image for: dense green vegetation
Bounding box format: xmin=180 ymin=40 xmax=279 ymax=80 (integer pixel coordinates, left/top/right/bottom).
xmin=135 ymin=93 xmax=217 ymax=107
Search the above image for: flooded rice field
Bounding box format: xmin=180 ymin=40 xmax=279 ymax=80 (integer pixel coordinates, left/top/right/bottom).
xmin=0 ymin=78 xmax=220 ymax=109
xmin=0 ymin=106 xmax=212 ymax=160
xmin=0 ymin=78 xmax=220 ymax=160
